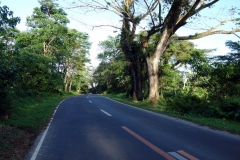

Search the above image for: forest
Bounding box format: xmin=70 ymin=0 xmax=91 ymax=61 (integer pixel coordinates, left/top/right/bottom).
xmin=1 ymin=0 xmax=240 ymax=123
xmin=0 ymin=0 xmax=240 ymax=159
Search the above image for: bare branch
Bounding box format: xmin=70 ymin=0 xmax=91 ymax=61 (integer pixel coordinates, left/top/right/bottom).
xmin=209 ymin=19 xmax=238 ymax=32
xmin=158 ymin=0 xmax=161 ymax=24
xmin=233 ymin=33 xmax=240 ymax=39
xmin=174 ymin=0 xmax=219 ymax=32
xmin=144 ymin=0 xmax=156 ymax=27
xmin=70 ymin=16 xmax=121 ymax=30
xmin=65 ymin=0 xmax=123 ymax=17
xmin=177 ymin=0 xmax=199 ymax=24
xmin=92 ymin=25 xmax=121 ymax=30
xmin=195 ymin=0 xmax=219 ymax=13
xmin=140 ymin=0 xmax=159 ymax=21
xmin=173 ymin=28 xmax=240 ymax=41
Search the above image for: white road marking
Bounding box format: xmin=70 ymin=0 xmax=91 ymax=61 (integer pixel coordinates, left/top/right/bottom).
xmin=89 ymin=100 xmax=92 ymax=103
xmin=168 ymin=152 xmax=188 ymax=160
xmin=100 ymin=109 xmax=112 ymax=116
xmin=30 ymin=126 xmax=50 ymax=160
xmin=30 ymin=99 xmax=65 ymax=160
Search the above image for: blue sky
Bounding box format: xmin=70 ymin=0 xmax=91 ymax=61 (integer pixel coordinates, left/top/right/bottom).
xmin=1 ymin=0 xmax=240 ymax=66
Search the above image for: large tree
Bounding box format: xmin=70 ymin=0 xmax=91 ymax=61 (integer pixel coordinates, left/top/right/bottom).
xmin=20 ymin=0 xmax=69 ymax=56
xmin=16 ymin=0 xmax=91 ymax=93
xmin=69 ymin=0 xmax=240 ymax=104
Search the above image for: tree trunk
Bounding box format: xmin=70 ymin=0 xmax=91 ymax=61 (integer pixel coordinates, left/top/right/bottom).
xmin=129 ymin=59 xmax=143 ymax=101
xmin=69 ymin=80 xmax=72 ymax=92
xmin=146 ymin=55 xmax=159 ymax=105
xmin=64 ymin=66 xmax=70 ymax=92
xmin=64 ymin=80 xmax=68 ymax=92
xmin=146 ymin=23 xmax=173 ymax=104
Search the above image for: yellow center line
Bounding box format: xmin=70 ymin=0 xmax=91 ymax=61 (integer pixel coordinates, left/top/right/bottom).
xmin=122 ymin=126 xmax=176 ymax=160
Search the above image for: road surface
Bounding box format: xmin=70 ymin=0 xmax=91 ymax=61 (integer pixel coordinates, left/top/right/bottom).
xmin=25 ymin=94 xmax=240 ymax=160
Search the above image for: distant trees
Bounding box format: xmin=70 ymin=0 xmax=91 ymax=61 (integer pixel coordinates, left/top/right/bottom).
xmin=93 ymin=36 xmax=130 ymax=94
xmin=62 ymin=29 xmax=90 ymax=92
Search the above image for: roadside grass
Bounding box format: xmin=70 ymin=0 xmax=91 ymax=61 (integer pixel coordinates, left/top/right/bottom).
xmin=0 ymin=92 xmax=77 ymax=160
xmin=103 ymin=93 xmax=240 ymax=135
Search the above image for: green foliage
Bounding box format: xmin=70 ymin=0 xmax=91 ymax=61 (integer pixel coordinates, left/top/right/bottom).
xmin=191 ymin=40 xmax=240 ymax=100
xmin=0 ymin=5 xmax=20 ymax=32
xmin=62 ymin=29 xmax=90 ymax=92
xmin=162 ymin=40 xmax=240 ymax=121
xmin=16 ymin=53 xmax=63 ymax=94
xmin=165 ymin=95 xmax=240 ymax=121
xmin=209 ymin=98 xmax=240 ymax=121
xmin=0 ymin=0 xmax=91 ymax=115
xmin=23 ymin=0 xmax=69 ymax=56
xmin=0 ymin=92 xmax=76 ymax=159
xmin=158 ymin=41 xmax=204 ymax=98
xmin=0 ymin=4 xmax=20 ymax=114
xmin=96 ymin=33 xmax=240 ymax=123
xmin=93 ymin=36 xmax=130 ymax=94
xmin=171 ymin=97 xmax=206 ymax=116
xmin=16 ymin=0 xmax=90 ymax=93
xmin=0 ymin=66 xmax=14 ymax=113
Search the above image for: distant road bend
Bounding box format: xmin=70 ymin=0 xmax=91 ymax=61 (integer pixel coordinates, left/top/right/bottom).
xmin=26 ymin=94 xmax=240 ymax=160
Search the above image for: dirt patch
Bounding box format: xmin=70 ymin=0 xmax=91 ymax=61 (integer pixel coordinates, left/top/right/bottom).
xmin=0 ymin=125 xmax=36 ymax=160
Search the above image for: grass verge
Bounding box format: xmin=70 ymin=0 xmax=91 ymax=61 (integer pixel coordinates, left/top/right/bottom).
xmin=103 ymin=93 xmax=240 ymax=135
xmin=0 ymin=92 xmax=77 ymax=160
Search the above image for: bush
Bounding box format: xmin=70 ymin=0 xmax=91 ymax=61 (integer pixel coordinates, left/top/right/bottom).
xmin=209 ymin=98 xmax=240 ymax=121
xmin=165 ymin=92 xmax=214 ymax=117
xmin=0 ymin=67 xmax=15 ymax=114
xmin=0 ymin=89 xmax=11 ymax=114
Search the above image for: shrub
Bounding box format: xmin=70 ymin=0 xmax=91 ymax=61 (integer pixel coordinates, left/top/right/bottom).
xmin=165 ymin=92 xmax=213 ymax=117
xmin=210 ymin=98 xmax=240 ymax=121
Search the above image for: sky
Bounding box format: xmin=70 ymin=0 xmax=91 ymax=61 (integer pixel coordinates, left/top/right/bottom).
xmin=1 ymin=0 xmax=240 ymax=66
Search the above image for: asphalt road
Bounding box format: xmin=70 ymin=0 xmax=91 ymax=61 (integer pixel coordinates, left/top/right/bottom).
xmin=26 ymin=94 xmax=240 ymax=160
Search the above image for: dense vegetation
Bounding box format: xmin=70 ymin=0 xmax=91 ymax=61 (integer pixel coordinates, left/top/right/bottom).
xmin=93 ymin=35 xmax=240 ymax=121
xmin=0 ymin=0 xmax=90 ymax=115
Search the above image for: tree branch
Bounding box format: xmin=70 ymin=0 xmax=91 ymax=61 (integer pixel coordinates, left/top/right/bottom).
xmin=173 ymin=28 xmax=240 ymax=41
xmin=234 ymin=33 xmax=240 ymax=39
xmin=140 ymin=0 xmax=159 ymax=21
xmin=92 ymin=25 xmax=121 ymax=30
xmin=195 ymin=0 xmax=219 ymax=13
xmin=66 ymin=0 xmax=123 ymax=17
xmin=69 ymin=16 xmax=121 ymax=30
xmin=174 ymin=0 xmax=219 ymax=33
xmin=143 ymin=0 xmax=156 ymax=27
